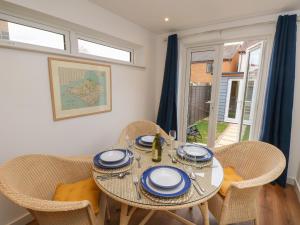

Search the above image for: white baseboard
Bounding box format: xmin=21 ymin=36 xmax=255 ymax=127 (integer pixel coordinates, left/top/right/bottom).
xmin=287 ymin=176 xmax=300 ymax=203
xmin=295 ymin=179 xmax=300 ymax=203
xmin=6 ymin=212 xmax=33 ymax=225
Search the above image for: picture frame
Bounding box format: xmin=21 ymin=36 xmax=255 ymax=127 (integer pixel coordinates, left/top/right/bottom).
xmin=48 ymin=57 xmax=112 ymax=121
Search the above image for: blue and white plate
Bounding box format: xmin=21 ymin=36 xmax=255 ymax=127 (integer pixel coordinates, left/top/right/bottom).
xmin=149 ymin=166 xmax=183 ymax=189
xmin=136 ymin=136 xmax=165 ymax=148
xmin=177 ymin=145 xmax=213 ymax=162
xmin=99 ymin=149 xmax=126 ymax=164
xmin=182 ymin=144 xmax=209 ymax=157
xmin=141 ymin=166 xmax=191 ymax=198
xmin=93 ymin=149 xmax=133 ymax=169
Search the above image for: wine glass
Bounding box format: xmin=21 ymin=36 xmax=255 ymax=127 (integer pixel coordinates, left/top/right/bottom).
xmin=169 ymin=130 xmax=177 ymax=157
xmin=126 ymin=135 xmax=135 ymax=175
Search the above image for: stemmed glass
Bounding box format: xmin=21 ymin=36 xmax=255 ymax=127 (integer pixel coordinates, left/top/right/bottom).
xmin=169 ymin=130 xmax=177 ymax=158
xmin=126 ymin=135 xmax=134 ymax=175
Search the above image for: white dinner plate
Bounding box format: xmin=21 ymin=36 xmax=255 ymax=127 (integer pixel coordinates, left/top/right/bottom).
xmin=149 ymin=167 xmax=183 ymax=189
xmin=99 ymin=150 xmax=126 ymax=163
xmin=146 ymin=176 xmax=186 ymax=194
xmin=183 ymin=144 xmax=208 ymax=157
xmin=141 ymin=135 xmax=155 ymax=143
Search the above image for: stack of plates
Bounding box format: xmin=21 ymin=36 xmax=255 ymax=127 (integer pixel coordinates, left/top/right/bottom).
xmin=135 ymin=135 xmax=165 ymax=148
xmin=177 ymin=144 xmax=213 ymax=162
xmin=93 ymin=149 xmax=133 ymax=169
xmin=141 ymin=166 xmax=191 ymax=198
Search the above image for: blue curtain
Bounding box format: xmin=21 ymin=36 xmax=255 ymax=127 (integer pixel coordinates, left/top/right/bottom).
xmin=157 ymin=34 xmax=178 ymax=134
xmin=260 ymin=15 xmax=297 ymax=187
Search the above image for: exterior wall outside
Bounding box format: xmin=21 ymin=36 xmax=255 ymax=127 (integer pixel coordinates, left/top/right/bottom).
xmin=0 ymin=20 xmax=9 ymax=40
xmin=218 ymin=76 xmax=229 ymax=121
xmin=190 ymin=62 xmax=212 ymax=84
xmin=190 ymin=52 xmax=240 ymax=84
xmin=222 ymin=52 xmax=239 ymax=72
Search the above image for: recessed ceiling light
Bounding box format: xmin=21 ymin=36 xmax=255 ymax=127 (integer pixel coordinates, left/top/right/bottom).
xmin=164 ymin=17 xmax=169 ymax=22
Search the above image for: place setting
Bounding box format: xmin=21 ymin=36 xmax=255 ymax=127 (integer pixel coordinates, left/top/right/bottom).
xmin=173 ymin=143 xmax=214 ymax=168
xmin=138 ymin=165 xmax=194 ymax=204
xmin=134 ymin=135 xmax=166 ymax=152
xmin=93 ymin=148 xmax=135 ymax=177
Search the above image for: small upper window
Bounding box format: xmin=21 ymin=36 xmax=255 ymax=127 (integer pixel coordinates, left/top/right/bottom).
xmin=78 ymin=39 xmax=131 ymax=62
xmin=206 ymin=62 xmax=213 ymax=74
xmin=0 ymin=19 xmax=65 ymax=50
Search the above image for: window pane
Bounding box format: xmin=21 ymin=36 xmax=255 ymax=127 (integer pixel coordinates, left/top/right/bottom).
xmin=78 ymin=39 xmax=131 ymax=62
xmin=0 ymin=20 xmax=65 ymax=50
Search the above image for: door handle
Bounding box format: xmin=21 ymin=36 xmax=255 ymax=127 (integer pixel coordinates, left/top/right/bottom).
xmin=206 ymin=101 xmax=212 ymax=104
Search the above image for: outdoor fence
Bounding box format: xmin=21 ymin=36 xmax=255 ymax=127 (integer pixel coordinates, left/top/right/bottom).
xmin=188 ymin=84 xmax=211 ymax=126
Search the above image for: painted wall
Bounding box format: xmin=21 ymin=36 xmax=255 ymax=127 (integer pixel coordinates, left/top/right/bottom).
xmin=0 ymin=0 xmax=157 ymax=224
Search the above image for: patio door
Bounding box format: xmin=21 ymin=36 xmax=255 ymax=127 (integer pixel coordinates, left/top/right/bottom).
xmin=224 ymin=79 xmax=243 ymax=123
xmin=183 ymin=45 xmax=223 ymax=148
xmin=182 ymin=40 xmax=266 ymax=148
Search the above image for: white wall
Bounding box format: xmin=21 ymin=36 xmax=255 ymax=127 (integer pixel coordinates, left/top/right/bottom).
xmin=289 ymin=25 xmax=300 ymax=186
xmin=0 ymin=0 xmax=157 ymax=224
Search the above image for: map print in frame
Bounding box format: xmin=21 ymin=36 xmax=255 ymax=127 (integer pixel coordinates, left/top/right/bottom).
xmin=48 ymin=57 xmax=112 ymax=120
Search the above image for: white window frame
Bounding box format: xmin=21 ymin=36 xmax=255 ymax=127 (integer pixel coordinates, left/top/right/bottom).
xmin=0 ymin=12 xmax=140 ymax=68
xmin=74 ymin=34 xmax=134 ymax=64
xmin=0 ymin=13 xmax=70 ymax=54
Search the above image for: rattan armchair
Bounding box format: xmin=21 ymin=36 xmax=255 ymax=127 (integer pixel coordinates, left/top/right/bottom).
xmin=0 ymin=155 xmax=107 ymax=225
xmin=209 ymin=141 xmax=286 ymax=225
xmin=118 ymin=120 xmax=169 ymax=145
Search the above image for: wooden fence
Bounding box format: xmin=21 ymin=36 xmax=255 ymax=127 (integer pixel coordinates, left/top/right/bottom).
xmin=188 ymin=85 xmax=211 ymax=126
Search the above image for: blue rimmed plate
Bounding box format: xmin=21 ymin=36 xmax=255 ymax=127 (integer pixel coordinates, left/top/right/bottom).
xmin=149 ymin=166 xmax=183 ymax=189
xmin=136 ymin=136 xmax=165 ymax=148
xmin=177 ymin=144 xmax=213 ymax=162
xmin=99 ymin=149 xmax=126 ymax=164
xmin=141 ymin=166 xmax=191 ymax=198
xmin=93 ymin=149 xmax=133 ymax=169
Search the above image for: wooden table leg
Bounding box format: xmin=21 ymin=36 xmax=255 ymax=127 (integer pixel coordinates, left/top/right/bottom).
xmin=198 ymin=201 xmax=209 ymax=225
xmin=99 ymin=192 xmax=108 ymax=225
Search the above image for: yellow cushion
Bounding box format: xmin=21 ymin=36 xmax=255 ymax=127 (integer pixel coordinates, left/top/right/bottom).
xmin=219 ymin=167 xmax=243 ymax=197
xmin=53 ymin=178 xmax=100 ymax=214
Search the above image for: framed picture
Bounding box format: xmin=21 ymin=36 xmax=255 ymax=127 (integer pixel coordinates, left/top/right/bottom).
xmin=48 ymin=57 xmax=112 ymax=120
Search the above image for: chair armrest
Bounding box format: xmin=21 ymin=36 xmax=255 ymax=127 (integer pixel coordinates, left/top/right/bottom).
xmin=21 ymin=194 xmax=92 ymax=212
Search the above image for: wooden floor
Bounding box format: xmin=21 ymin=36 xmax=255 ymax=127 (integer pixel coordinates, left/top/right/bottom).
xmin=27 ymin=184 xmax=300 ymax=225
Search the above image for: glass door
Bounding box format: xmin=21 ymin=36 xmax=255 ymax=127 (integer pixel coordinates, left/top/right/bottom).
xmin=184 ymin=46 xmax=223 ymax=147
xmin=224 ymin=79 xmax=243 ymax=123
xmin=215 ymin=41 xmax=264 ymax=147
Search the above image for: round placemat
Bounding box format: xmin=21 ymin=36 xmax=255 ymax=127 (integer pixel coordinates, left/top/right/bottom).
xmin=140 ymin=184 xmax=194 ymax=204
xmin=174 ymin=155 xmax=213 ymax=168
xmin=92 ymin=161 xmax=135 ymax=174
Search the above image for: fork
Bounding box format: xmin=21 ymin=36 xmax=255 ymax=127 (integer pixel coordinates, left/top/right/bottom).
xmin=136 ymin=154 xmax=141 ymax=168
xmin=189 ymin=170 xmax=205 ymax=193
xmin=132 ymin=175 xmax=141 ymax=200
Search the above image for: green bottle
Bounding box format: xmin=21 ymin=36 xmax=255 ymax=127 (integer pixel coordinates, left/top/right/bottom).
xmin=152 ymin=125 xmax=162 ymax=162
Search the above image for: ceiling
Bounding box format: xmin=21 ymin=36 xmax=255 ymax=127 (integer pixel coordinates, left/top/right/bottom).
xmin=91 ymin=0 xmax=300 ymax=33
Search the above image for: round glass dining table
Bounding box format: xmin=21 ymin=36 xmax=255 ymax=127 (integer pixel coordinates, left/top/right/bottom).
xmin=93 ymin=142 xmax=224 ymax=225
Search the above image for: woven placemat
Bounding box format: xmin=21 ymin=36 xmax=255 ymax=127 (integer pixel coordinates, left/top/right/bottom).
xmin=92 ymin=161 xmax=135 ymax=174
xmin=134 ymin=144 xmax=152 ymax=152
xmin=174 ymin=155 xmax=212 ymax=168
xmin=139 ymin=184 xmax=194 ymax=204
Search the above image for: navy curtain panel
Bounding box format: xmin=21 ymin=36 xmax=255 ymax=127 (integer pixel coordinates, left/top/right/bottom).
xmin=157 ymin=34 xmax=178 ymax=134
xmin=260 ymin=15 xmax=297 ymax=187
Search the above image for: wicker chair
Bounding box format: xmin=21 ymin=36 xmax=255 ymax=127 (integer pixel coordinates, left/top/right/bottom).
xmin=0 ymin=155 xmax=107 ymax=225
xmin=209 ymin=141 xmax=286 ymax=225
xmin=118 ymin=120 xmax=169 ymax=145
